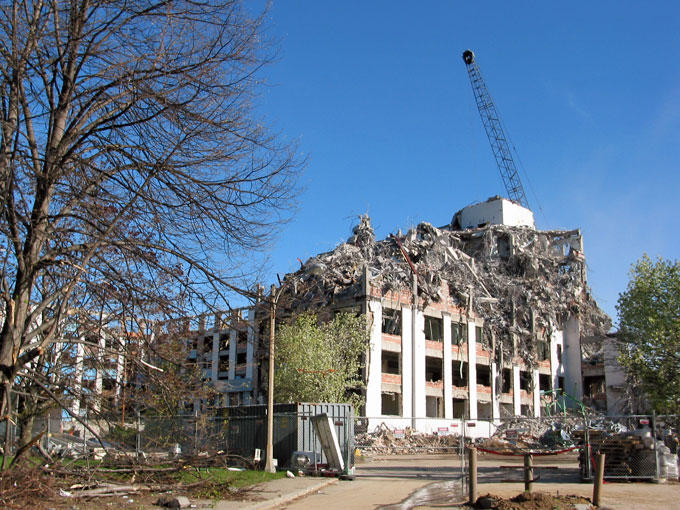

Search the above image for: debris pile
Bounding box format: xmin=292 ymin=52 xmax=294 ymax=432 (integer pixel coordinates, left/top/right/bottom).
xmin=579 ymin=429 xmax=680 ymax=480
xmin=478 ymin=418 xmax=583 ymax=452
xmin=282 ymin=214 xmax=610 ymax=366
xmin=355 ymin=425 xmax=460 ymax=455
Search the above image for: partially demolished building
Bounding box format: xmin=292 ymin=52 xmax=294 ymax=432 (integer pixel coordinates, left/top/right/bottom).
xmin=68 ymin=197 xmax=610 ymax=436
xmin=272 ymin=197 xmax=610 ymax=434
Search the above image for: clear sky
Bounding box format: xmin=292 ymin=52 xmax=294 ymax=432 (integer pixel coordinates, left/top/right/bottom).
xmin=250 ymin=1 xmax=680 ymax=326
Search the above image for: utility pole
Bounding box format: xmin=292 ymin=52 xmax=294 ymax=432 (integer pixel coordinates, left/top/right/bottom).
xmin=264 ymin=284 xmax=277 ymax=473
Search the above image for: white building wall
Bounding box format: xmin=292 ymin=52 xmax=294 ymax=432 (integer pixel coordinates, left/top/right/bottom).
xmin=467 ymin=322 xmax=478 ymax=420
xmin=400 ymin=305 xmax=413 ymax=419
xmin=366 ymin=300 xmax=383 ymax=417
xmin=563 ymin=317 xmax=583 ymax=401
xmin=457 ymin=198 xmax=535 ymax=229
xmin=491 ymin=361 xmax=500 ymax=419
xmin=210 ymin=332 xmax=219 ymax=382
xmin=512 ymin=366 xmax=521 ymax=415
xmin=228 ymin=328 xmax=236 ymax=380
xmin=442 ymin=312 xmax=453 ymax=419
xmin=413 ymin=311 xmax=426 ymax=419
xmin=532 ymin=369 xmax=540 ymax=417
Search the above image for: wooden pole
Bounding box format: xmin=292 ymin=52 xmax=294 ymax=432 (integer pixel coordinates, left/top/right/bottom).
xmin=264 ymin=284 xmax=277 ymax=473
xmin=593 ymin=453 xmax=605 ymax=506
xmin=468 ymin=447 xmax=478 ymax=505
xmin=524 ymin=454 xmax=534 ymax=492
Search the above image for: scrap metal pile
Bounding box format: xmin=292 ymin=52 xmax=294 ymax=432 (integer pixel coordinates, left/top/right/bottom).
xmin=281 ymin=213 xmax=610 ymax=365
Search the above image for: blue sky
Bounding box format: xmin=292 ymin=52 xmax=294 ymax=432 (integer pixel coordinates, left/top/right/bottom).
xmin=249 ymin=1 xmax=680 ymax=325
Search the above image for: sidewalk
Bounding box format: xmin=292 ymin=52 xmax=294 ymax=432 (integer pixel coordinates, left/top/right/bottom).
xmin=213 ymin=476 xmax=339 ymax=510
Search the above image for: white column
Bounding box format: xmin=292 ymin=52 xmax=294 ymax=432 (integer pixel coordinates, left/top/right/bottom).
xmin=550 ymin=327 xmax=564 ymax=390
xmin=228 ymin=328 xmax=237 ymax=380
xmin=532 ymin=369 xmax=541 ymax=417
xmin=71 ymin=340 xmax=84 ymax=418
xmin=115 ymin=342 xmax=124 ymax=401
xmin=401 ymin=305 xmax=413 ymax=419
xmin=413 ymin=311 xmax=426 ymax=421
xmin=93 ymin=335 xmax=105 ymax=412
xmin=442 ymin=313 xmax=453 ymax=419
xmin=491 ymin=361 xmax=500 ymax=419
xmin=513 ymin=366 xmax=521 ymax=415
xmin=246 ymin=307 xmax=256 ymax=380
xmin=563 ymin=317 xmax=583 ymax=401
xmin=467 ymin=322 xmax=478 ymax=419
xmin=366 ymin=301 xmax=382 ymax=417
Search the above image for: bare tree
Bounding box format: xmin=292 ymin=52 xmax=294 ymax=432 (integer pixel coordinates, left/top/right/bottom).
xmin=0 ymin=0 xmax=301 ymax=433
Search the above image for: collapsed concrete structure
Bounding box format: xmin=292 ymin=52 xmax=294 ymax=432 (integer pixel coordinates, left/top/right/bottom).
xmin=271 ymin=197 xmax=610 ymax=435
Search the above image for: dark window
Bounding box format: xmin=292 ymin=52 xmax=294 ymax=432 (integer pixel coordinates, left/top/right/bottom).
xmin=453 ymin=398 xmax=466 ymax=418
xmin=502 ymin=368 xmax=512 ymax=393
xmin=452 ymin=361 xmax=468 ymax=387
xmin=475 ymin=326 xmax=485 ymax=344
xmin=381 ymin=393 xmax=400 ymax=415
xmin=557 ymin=344 xmax=563 ymax=363
xmin=382 ymin=308 xmax=402 ymax=336
xmin=425 ymin=356 xmax=443 ymax=382
xmin=558 ymin=376 xmax=565 ymax=390
xmin=539 ymin=373 xmax=551 ymax=392
xmin=476 ymin=364 xmax=491 ymax=386
xmin=519 ymin=371 xmax=531 ymax=391
xmin=382 ymin=351 xmax=400 ymax=375
xmin=424 ymin=316 xmax=443 ymax=342
xmin=451 ymin=322 xmax=467 ymax=345
xmin=537 ymin=341 xmax=550 ymax=361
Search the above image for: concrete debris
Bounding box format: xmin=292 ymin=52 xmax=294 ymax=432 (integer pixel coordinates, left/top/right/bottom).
xmin=156 ymin=495 xmax=191 ymax=508
xmin=281 ymin=216 xmax=610 ymax=366
xmin=355 ymin=425 xmax=459 ymax=455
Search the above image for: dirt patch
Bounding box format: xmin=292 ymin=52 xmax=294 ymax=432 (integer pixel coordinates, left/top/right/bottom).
xmin=474 ymin=492 xmax=591 ymax=510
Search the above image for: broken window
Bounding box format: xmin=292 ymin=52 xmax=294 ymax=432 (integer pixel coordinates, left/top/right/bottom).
xmin=478 ymin=401 xmax=492 ymax=419
xmin=520 ymin=404 xmax=531 ymax=417
xmin=558 ymin=376 xmax=565 ymax=391
xmin=236 ymin=351 xmax=246 ymax=366
xmin=537 ymin=341 xmax=550 ymax=361
xmin=519 ymin=371 xmax=531 ymax=391
xmin=381 ymin=392 xmax=401 ymax=415
xmin=476 ymin=364 xmax=491 ymax=386
xmin=426 ymin=396 xmax=443 ymax=418
xmin=556 ymin=344 xmax=563 ymax=363
xmin=237 ymin=329 xmax=247 ymax=347
xmin=502 ymin=368 xmax=512 ymax=393
xmin=453 ymin=398 xmax=467 ymax=418
xmin=381 ymin=351 xmax=400 ymax=375
xmin=425 ymin=356 xmax=443 ymax=382
xmin=452 ymin=360 xmax=468 ymax=387
xmin=382 ymin=308 xmax=402 ymax=336
xmin=424 ymin=315 xmax=443 ymax=342
xmin=451 ymin=321 xmax=467 ymax=346
xmin=539 ymin=373 xmax=551 ymax=392
xmin=475 ymin=326 xmax=484 ymax=344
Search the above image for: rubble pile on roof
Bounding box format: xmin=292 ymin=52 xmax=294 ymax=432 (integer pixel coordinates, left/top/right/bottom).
xmin=281 ymin=215 xmax=610 ymax=366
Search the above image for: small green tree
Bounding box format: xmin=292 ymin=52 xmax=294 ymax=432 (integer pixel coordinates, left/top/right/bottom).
xmin=274 ymin=313 xmax=369 ymax=409
xmin=616 ymin=255 xmax=680 ymax=414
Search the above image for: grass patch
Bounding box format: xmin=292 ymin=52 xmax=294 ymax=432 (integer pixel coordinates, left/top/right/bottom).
xmin=178 ymin=466 xmax=286 ymax=487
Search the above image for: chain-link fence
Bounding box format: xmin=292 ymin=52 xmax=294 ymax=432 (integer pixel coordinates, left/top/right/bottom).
xmin=352 ymin=414 xmax=680 ymax=482
xmin=137 ymin=413 xmax=228 ymax=456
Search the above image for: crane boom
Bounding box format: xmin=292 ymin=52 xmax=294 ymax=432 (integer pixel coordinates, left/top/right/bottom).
xmin=462 ymin=49 xmax=529 ymax=209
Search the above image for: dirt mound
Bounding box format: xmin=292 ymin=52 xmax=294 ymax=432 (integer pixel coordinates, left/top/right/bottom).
xmin=475 ymin=492 xmax=591 ymax=510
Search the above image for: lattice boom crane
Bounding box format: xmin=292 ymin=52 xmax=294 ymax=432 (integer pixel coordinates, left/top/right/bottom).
xmin=463 ymin=49 xmax=529 ymax=209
